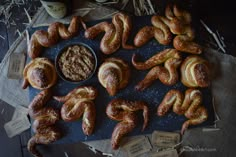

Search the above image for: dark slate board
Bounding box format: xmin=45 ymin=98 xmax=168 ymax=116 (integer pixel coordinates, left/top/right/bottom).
xmin=28 ymin=15 xmax=215 ymax=144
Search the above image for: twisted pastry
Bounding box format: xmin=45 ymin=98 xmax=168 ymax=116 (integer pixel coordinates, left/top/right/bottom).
xmin=165 ymin=5 xmax=202 ymax=54
xmin=181 ymin=55 xmax=210 ymax=87
xmin=132 ymin=48 xmax=181 ymax=70
xmin=28 ymin=16 xmax=86 ymax=58
xmin=134 ymin=5 xmax=202 ymax=54
xmin=134 ymin=15 xmax=172 ymax=47
xmin=98 ymin=58 xmax=130 ymax=96
xmin=106 ymin=98 xmax=149 ymax=149
xmin=54 ymin=86 xmax=97 ymax=135
xmin=157 ymin=89 xmax=208 ymax=134
xmin=85 ymin=13 xmax=134 ymax=54
xmin=22 ymin=58 xmax=57 ymax=90
xmin=132 ymin=49 xmax=182 ymax=90
xmin=28 ymin=89 xmax=62 ymax=157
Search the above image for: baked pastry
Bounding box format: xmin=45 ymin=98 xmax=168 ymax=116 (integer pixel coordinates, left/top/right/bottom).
xmin=165 ymin=5 xmax=202 ymax=54
xmin=27 ymin=89 xmax=62 ymax=157
xmin=134 ymin=15 xmax=172 ymax=47
xmin=157 ymin=89 xmax=208 ymax=134
xmin=132 ymin=49 xmax=182 ymax=90
xmin=181 ymin=55 xmax=210 ymax=87
xmin=28 ymin=16 xmax=86 ymax=58
xmin=98 ymin=58 xmax=130 ymax=96
xmin=106 ymin=98 xmax=149 ymax=149
xmin=133 ymin=5 xmax=202 ymax=54
xmin=54 ymin=86 xmax=97 ymax=135
xmin=132 ymin=48 xmax=181 ymax=70
xmin=85 ymin=13 xmax=135 ymax=54
xmin=22 ymin=58 xmax=57 ymax=90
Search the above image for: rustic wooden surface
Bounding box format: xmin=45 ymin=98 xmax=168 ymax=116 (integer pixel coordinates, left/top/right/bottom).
xmin=0 ymin=0 xmax=235 ymax=157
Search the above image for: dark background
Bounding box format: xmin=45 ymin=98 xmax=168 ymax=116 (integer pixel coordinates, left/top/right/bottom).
xmin=0 ymin=0 xmax=235 ymax=157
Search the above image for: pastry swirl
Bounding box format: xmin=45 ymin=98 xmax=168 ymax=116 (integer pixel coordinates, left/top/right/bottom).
xmin=98 ymin=58 xmax=130 ymax=96
xmin=181 ymin=55 xmax=210 ymax=87
xmin=22 ymin=58 xmax=57 ymax=90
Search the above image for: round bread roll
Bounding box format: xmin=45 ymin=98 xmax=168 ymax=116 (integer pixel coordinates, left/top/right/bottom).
xmin=22 ymin=58 xmax=57 ymax=90
xmin=98 ymin=57 xmax=130 ymax=96
xmin=181 ymin=55 xmax=210 ymax=87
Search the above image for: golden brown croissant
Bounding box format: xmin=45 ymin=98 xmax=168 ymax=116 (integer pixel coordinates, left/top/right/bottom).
xmin=134 ymin=5 xmax=202 ymax=54
xmin=181 ymin=55 xmax=210 ymax=87
xmin=157 ymin=89 xmax=208 ymax=134
xmin=84 ymin=13 xmax=135 ymax=54
xmin=98 ymin=57 xmax=130 ymax=96
xmin=22 ymin=58 xmax=57 ymax=90
xmin=27 ymin=89 xmax=62 ymax=157
xmin=132 ymin=49 xmax=182 ymax=90
xmin=28 ymin=16 xmax=86 ymax=58
xmin=106 ymin=98 xmax=149 ymax=149
xmin=54 ymin=86 xmax=97 ymax=135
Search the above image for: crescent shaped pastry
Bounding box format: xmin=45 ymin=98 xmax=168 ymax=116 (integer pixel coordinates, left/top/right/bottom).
xmin=98 ymin=58 xmax=130 ymax=96
xmin=22 ymin=58 xmax=57 ymax=90
xmin=181 ymin=55 xmax=210 ymax=87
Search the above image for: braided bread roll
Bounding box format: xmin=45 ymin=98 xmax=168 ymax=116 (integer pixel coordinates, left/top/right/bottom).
xmin=98 ymin=58 xmax=130 ymax=96
xmin=22 ymin=58 xmax=57 ymax=90
xmin=157 ymin=89 xmax=208 ymax=134
xmin=27 ymin=89 xmax=61 ymax=157
xmin=181 ymin=55 xmax=210 ymax=87
xmin=106 ymin=98 xmax=149 ymax=149
xmin=54 ymin=86 xmax=98 ymax=135
xmin=28 ymin=16 xmax=86 ymax=58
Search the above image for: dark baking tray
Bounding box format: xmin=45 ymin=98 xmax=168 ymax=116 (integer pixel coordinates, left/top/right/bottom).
xmin=28 ymin=15 xmax=215 ymax=144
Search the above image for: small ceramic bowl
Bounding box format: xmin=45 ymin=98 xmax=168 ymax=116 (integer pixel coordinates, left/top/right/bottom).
xmin=55 ymin=42 xmax=97 ymax=84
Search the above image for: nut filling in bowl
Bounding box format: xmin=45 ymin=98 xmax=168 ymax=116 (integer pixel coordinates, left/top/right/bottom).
xmin=57 ymin=44 xmax=96 ymax=82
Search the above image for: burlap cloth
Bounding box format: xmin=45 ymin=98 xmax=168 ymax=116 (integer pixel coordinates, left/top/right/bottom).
xmin=0 ymin=2 xmax=235 ymax=157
